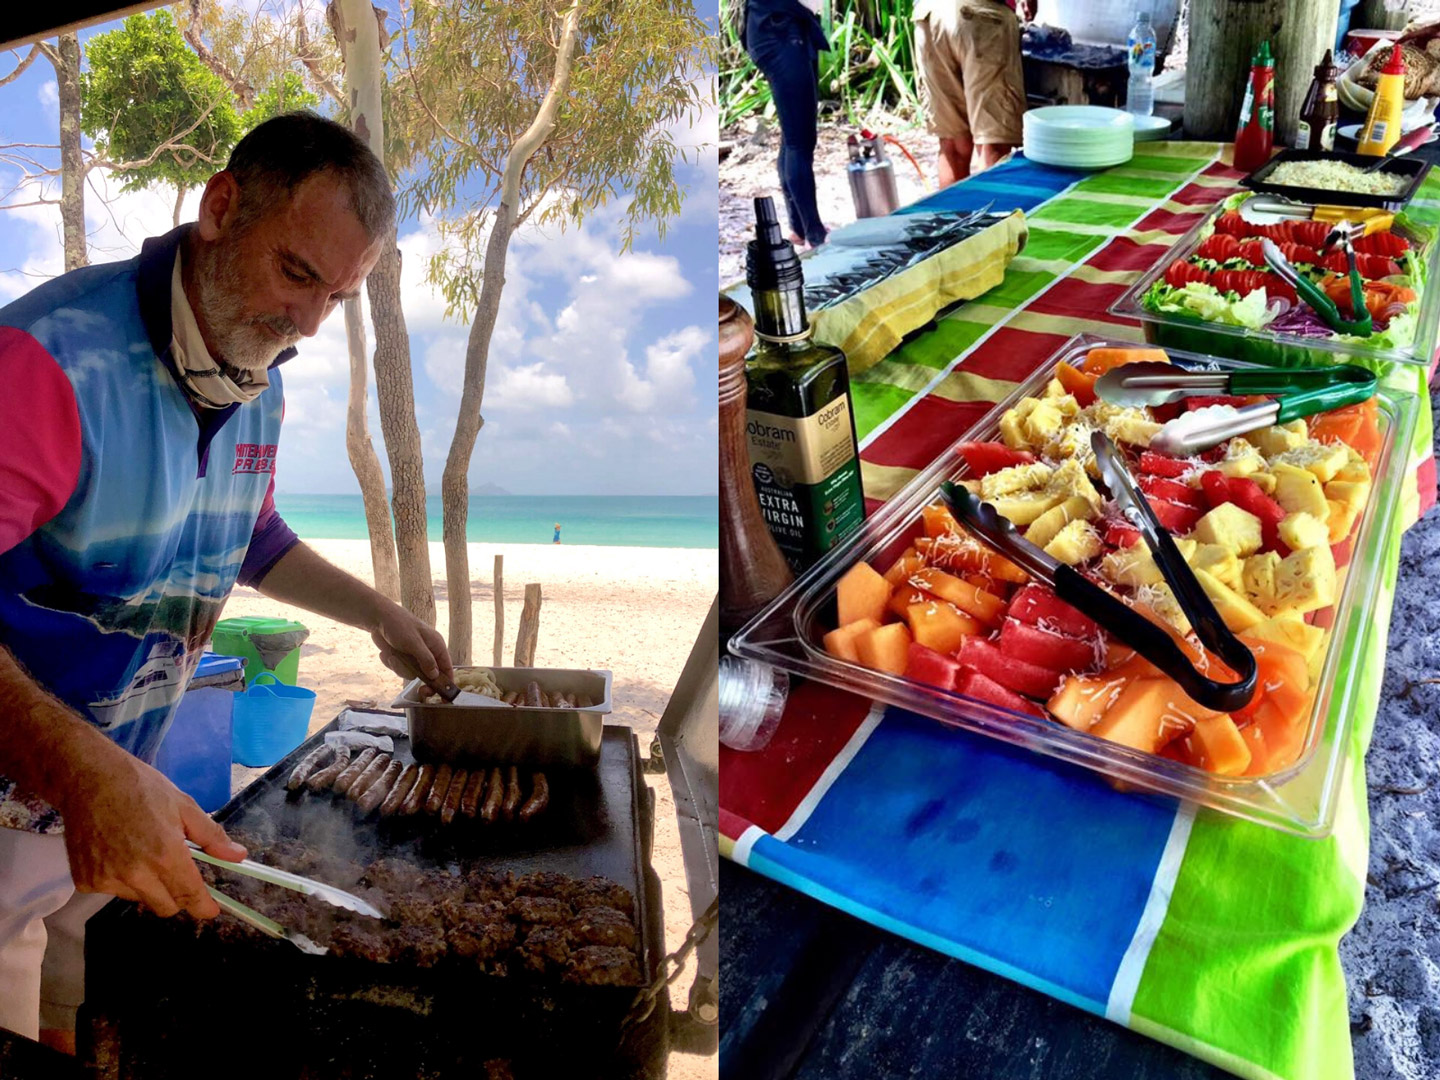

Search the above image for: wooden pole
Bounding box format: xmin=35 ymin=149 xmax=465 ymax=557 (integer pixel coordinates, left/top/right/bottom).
xmin=492 ymin=555 xmax=504 ymax=668
xmin=1184 ymin=0 xmax=1339 ymax=146
xmin=515 ymin=584 xmax=542 ymax=667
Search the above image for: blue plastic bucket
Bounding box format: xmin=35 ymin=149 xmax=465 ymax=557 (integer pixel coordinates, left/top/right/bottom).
xmin=231 ymin=672 xmax=316 ymax=767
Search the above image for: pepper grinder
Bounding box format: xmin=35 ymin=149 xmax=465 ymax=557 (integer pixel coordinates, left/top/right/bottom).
xmin=719 ymin=294 xmax=794 ymax=635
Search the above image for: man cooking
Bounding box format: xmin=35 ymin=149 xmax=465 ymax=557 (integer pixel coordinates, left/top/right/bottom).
xmin=0 ymin=111 xmax=453 ymax=1039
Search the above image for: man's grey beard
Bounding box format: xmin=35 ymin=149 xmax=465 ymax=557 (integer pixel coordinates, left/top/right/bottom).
xmin=191 ymin=235 xmax=302 ymax=373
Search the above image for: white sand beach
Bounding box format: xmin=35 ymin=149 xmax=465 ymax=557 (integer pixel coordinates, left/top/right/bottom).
xmin=222 ymin=538 xmax=718 ymax=1077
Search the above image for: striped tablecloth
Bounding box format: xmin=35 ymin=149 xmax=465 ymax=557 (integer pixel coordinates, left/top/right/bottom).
xmin=721 ymin=142 xmax=1437 ymax=1080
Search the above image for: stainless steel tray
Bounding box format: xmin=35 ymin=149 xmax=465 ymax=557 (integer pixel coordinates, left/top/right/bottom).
xmin=392 ymin=666 xmax=613 ymax=767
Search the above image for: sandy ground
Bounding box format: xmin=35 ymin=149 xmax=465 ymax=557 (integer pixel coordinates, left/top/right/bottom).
xmin=721 ymin=109 xmax=940 ymax=288
xmin=223 ymin=539 xmax=719 ymax=1079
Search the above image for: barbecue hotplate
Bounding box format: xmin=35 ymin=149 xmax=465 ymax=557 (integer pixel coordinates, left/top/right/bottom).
xmin=79 ymin=720 xmax=668 ymax=1080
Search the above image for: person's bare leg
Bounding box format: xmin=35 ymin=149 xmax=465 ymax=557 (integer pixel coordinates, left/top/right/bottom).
xmin=938 ymin=136 xmax=973 ymax=187
xmin=975 ymin=143 xmax=1014 ymax=172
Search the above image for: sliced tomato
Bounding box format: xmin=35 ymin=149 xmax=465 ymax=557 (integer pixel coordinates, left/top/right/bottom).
xmin=1353 ymin=230 xmax=1409 ymax=258
xmin=1281 ymin=219 xmax=1331 ymax=248
xmin=1211 ymin=269 xmax=1295 ymax=303
xmin=1164 ymin=259 xmax=1210 ymax=289
xmin=1317 ymin=250 xmax=1401 ymax=279
xmin=1276 ymin=241 xmax=1320 ymax=266
xmin=1196 ymin=234 xmax=1243 ymax=262
xmin=1213 ymin=211 xmax=1252 ymax=237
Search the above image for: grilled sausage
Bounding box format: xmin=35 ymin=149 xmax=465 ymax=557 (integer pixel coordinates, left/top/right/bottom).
xmin=347 ymin=753 xmax=391 ymax=802
xmin=524 ymin=681 xmax=542 ymax=707
xmin=440 ymin=768 xmax=468 ymax=825
xmin=380 ymin=762 xmax=421 ymax=818
xmin=519 ymin=772 xmax=549 ymax=822
xmin=425 ymin=764 xmax=454 ymax=814
xmin=331 ymin=747 xmax=378 ymax=796
xmin=286 ymin=745 xmax=333 ymax=791
xmin=502 ymin=690 xmax=520 ymax=705
xmin=305 ymin=745 xmax=352 ymax=792
xmin=358 ymin=759 xmax=404 ymax=815
xmin=502 ymin=765 xmax=522 ymax=822
xmin=575 ymin=695 xmax=593 ymax=708
xmin=401 ymin=763 xmax=436 ymax=816
xmin=480 ymin=767 xmax=505 ymax=823
xmin=460 ymin=768 xmax=487 ymax=818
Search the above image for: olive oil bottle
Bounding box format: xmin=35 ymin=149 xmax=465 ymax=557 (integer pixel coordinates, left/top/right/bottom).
xmin=743 ymin=197 xmax=865 ymax=573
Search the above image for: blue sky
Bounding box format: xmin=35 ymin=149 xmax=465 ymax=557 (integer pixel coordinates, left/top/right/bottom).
xmin=0 ymin=1 xmax=718 ymax=496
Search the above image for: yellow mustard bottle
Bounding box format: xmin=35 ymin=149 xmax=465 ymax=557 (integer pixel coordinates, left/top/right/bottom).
xmin=1358 ymin=45 xmax=1406 ymax=156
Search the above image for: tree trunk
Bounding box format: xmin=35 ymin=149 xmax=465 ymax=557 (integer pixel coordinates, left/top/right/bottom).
xmin=54 ymin=35 xmax=86 ymax=272
xmin=337 ymin=0 xmax=435 ymax=627
xmin=1185 ymin=0 xmax=1339 ymax=146
xmin=442 ymin=0 xmax=583 ymax=666
xmin=492 ymin=554 xmax=504 ymax=667
xmin=173 ymin=184 xmax=186 ymax=229
xmin=343 ymin=296 xmax=402 ymax=601
xmin=514 ymin=584 xmax=541 ymax=667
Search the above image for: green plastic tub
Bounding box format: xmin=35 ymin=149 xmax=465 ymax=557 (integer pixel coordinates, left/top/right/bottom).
xmin=210 ymin=616 xmax=309 ymax=686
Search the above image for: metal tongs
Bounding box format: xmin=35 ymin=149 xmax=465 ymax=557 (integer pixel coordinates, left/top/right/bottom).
xmin=189 ymin=841 xmax=386 ymax=955
xmin=1260 ymin=237 xmax=1372 ymax=338
xmin=1095 ymin=360 xmax=1377 ymax=456
xmin=939 ymin=433 xmax=1257 ymax=714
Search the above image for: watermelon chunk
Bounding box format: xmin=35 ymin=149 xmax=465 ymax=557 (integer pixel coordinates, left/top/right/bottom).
xmin=903 ymin=642 xmax=963 ymax=691
xmin=954 ymin=669 xmax=1048 ymax=718
xmin=1138 ymin=451 xmax=1193 ymax=478
xmin=1139 ymin=475 xmax=1203 ymax=509
xmin=1007 ymin=583 xmax=1101 ymax=639
xmin=957 ymin=635 xmax=1064 ymax=699
xmin=1200 ymin=471 xmax=1288 ymax=553
xmin=956 ymin=441 xmax=1038 ymax=477
xmin=1148 ymin=498 xmax=1202 ymax=535
xmin=997 ymin=617 xmax=1097 ymax=672
xmin=1104 ymin=520 xmax=1142 ymax=548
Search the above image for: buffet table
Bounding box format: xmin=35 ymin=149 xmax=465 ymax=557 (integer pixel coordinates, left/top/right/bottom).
xmin=721 ymin=141 xmax=1440 ymax=1080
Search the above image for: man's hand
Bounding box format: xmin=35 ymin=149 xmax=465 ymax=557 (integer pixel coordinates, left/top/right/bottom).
xmin=59 ymin=743 xmax=247 ymax=920
xmin=371 ymin=602 xmax=456 ymax=687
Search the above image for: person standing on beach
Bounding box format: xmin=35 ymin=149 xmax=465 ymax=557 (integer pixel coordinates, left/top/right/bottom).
xmin=0 ymin=111 xmax=454 ymax=1043
xmin=553 ymin=523 xmax=563 ymax=544
xmin=913 ymin=0 xmax=1033 ymax=186
xmin=744 ymin=0 xmax=830 ymax=248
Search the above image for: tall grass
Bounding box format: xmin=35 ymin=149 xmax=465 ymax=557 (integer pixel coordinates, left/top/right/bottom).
xmin=720 ymin=0 xmax=922 ymax=128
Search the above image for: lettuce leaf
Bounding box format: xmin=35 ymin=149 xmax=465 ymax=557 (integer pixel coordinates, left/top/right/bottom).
xmin=1142 ymin=281 xmax=1277 ymax=330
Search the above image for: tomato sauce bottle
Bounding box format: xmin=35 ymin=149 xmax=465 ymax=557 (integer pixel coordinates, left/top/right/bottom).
xmin=1234 ymin=41 xmax=1275 ymax=173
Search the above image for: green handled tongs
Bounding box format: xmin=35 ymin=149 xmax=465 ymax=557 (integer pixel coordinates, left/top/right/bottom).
xmin=1260 ymin=237 xmax=1372 ymax=338
xmin=1095 ymin=360 xmax=1376 ymax=457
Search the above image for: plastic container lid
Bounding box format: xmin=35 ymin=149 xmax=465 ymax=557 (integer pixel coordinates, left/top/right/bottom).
xmin=214 ymin=616 xmax=308 ymax=635
xmin=718 ymin=656 xmax=789 ymax=752
xmin=195 ymin=652 xmax=244 ymax=679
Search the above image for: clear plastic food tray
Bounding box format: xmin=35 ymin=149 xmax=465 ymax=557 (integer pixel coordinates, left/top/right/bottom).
xmin=1109 ymin=200 xmax=1440 ymax=368
xmin=730 ymin=334 xmax=1418 ymax=837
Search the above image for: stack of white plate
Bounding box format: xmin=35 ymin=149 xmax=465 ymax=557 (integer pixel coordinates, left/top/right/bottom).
xmin=1023 ymin=105 xmax=1135 ymax=169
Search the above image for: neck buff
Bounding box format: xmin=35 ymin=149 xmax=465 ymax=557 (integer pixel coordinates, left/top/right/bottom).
xmin=169 ymin=249 xmax=270 ymax=408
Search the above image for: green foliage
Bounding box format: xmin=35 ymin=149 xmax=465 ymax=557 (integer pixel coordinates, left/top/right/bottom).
xmin=79 ymin=10 xmax=241 ymax=192
xmin=240 ymin=70 xmax=320 ymax=132
xmin=720 ymin=0 xmax=920 ymax=127
xmin=392 ymin=0 xmax=713 ymax=319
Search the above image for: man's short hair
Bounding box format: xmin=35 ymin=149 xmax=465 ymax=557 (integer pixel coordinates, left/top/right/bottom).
xmin=226 ymin=111 xmax=395 ymax=240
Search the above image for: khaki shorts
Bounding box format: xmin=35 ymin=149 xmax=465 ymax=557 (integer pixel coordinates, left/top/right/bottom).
xmin=915 ymin=3 xmax=1026 ymax=145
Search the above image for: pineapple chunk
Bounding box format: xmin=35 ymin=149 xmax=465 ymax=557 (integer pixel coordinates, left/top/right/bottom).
xmin=1249 ymin=471 xmax=1278 ymax=496
xmin=1191 ymin=502 xmax=1263 ymax=557
xmin=1050 ymin=393 xmax=1081 ymax=419
xmin=1243 ymin=551 xmax=1282 ymax=613
xmin=1173 ymin=537 xmax=1199 ymax=562
xmin=1192 ymin=568 xmax=1266 ymax=632
xmin=1246 ymin=419 xmax=1308 ymax=456
xmin=1271 ymin=440 xmax=1350 ymax=484
xmin=989 ymin=489 xmax=1066 ymax=527
xmin=1277 ymin=512 xmax=1329 ymax=551
xmin=1042 ymin=419 xmax=1096 ymax=465
xmin=1043 ymin=377 xmax=1068 ymax=398
xmin=1323 ymin=478 xmax=1370 ymax=516
xmin=1271 ymin=462 xmax=1329 ymax=518
xmin=1024 ymin=496 xmax=1095 ymax=549
xmin=1044 ymin=519 xmax=1103 ymax=566
xmin=1024 ymin=400 xmax=1067 ymax=445
xmin=1332 ymin=452 xmax=1371 ymax=486
xmin=1049 ymin=457 xmax=1103 ymax=511
xmin=1105 ymin=411 xmax=1163 ymax=447
xmin=1325 ymin=498 xmax=1360 ymax=543
xmin=1245 ymin=616 xmax=1326 ymax=666
xmin=1218 ymin=440 xmax=1267 ymax=479
xmin=1136 ymin=581 xmax=1192 ymax=635
xmin=1272 ymin=545 xmax=1337 ymax=616
xmin=1100 ymin=543 xmax=1164 ymax=587
xmin=1188 ymin=542 xmax=1243 ymax=592
xmin=981 ymin=461 xmax=1053 ymax=500
xmin=999 ymin=399 xmax=1038 ymax=450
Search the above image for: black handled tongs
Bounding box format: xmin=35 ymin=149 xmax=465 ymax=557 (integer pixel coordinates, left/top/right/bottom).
xmin=938 ymin=432 xmax=1258 ymax=715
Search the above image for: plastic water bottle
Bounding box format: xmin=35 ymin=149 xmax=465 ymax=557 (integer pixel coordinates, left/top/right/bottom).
xmin=1126 ymin=11 xmax=1157 ymax=117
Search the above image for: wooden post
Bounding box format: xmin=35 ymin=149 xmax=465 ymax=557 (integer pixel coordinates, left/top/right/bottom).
xmin=492 ymin=555 xmax=504 ymax=668
xmin=1184 ymin=0 xmax=1339 ymax=146
xmin=515 ymin=584 xmax=542 ymax=667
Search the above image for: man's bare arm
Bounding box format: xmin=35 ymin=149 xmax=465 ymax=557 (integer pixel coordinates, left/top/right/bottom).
xmin=0 ymin=645 xmax=245 ymax=917
xmin=252 ymin=542 xmax=455 ymax=684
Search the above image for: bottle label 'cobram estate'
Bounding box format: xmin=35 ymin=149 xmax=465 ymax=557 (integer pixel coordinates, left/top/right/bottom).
xmin=746 ymin=399 xmax=864 ymax=570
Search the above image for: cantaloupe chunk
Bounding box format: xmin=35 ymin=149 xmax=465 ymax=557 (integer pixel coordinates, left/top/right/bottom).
xmin=905 ymin=601 xmax=980 ymax=654
xmin=910 ymin=568 xmax=1006 ymax=625
xmin=922 ymin=504 xmax=962 ymax=539
xmin=1089 ymin=678 xmax=1197 ymax=754
xmin=823 ymin=618 xmax=881 ymax=663
xmin=1240 ymin=722 xmax=1270 ymax=776
xmin=1181 ymin=713 xmax=1251 ymax=776
xmin=889 ymin=584 xmax=934 ymax=620
xmin=837 ymin=563 xmax=891 ymax=627
xmin=1251 ymin=699 xmax=1306 ymax=774
xmin=853 ymin=622 xmax=913 ymax=675
xmin=882 ymin=545 xmax=927 ymax=585
xmin=1047 ymin=673 xmax=1128 ymax=732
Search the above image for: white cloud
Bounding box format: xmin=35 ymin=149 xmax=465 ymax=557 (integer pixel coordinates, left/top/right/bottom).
xmin=616 ymin=324 xmax=706 ymax=412
xmin=38 ymin=81 xmax=57 ymax=112
xmin=487 ymin=362 xmax=575 ymax=410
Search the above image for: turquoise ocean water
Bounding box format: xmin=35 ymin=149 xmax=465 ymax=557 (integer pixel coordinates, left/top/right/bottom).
xmin=274 ymin=494 xmax=718 ymax=549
